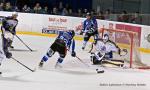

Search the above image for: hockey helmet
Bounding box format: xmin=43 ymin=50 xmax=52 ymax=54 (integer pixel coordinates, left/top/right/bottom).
xmin=12 ymin=12 xmax=18 ymax=16
xmin=12 ymin=12 xmax=18 ymax=18
xmin=86 ymin=12 xmax=92 ymax=16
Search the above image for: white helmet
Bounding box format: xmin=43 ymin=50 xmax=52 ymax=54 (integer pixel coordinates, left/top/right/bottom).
xmin=103 ymin=34 xmax=109 ymax=43
xmin=12 ymin=12 xmax=18 ymax=16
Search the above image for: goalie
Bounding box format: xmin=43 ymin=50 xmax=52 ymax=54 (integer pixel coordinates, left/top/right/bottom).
xmin=90 ymin=34 xmax=127 ymax=65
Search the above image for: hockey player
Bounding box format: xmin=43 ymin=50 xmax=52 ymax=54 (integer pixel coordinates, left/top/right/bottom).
xmin=39 ymin=30 xmax=76 ymax=68
xmin=0 ymin=12 xmax=17 ymax=62
xmin=0 ymin=35 xmax=12 ymax=74
xmin=1 ymin=12 xmax=18 ymax=49
xmin=81 ymin=12 xmax=100 ymax=50
xmin=90 ymin=34 xmax=124 ymax=65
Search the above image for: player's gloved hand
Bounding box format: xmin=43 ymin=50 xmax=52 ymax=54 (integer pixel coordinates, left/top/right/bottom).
xmin=11 ymin=31 xmax=16 ymax=35
xmin=6 ymin=52 xmax=12 ymax=59
xmin=80 ymin=30 xmax=84 ymax=35
xmin=71 ymin=51 xmax=76 ymax=57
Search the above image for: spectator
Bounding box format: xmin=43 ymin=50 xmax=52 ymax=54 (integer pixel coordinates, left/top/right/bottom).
xmin=51 ymin=7 xmax=59 ymax=15
xmin=97 ymin=11 xmax=105 ymax=20
xmin=58 ymin=2 xmax=63 ymax=13
xmin=76 ymin=8 xmax=82 ymax=17
xmin=61 ymin=7 xmax=68 ymax=16
xmin=33 ymin=3 xmax=42 ymax=13
xmin=13 ymin=6 xmax=20 ymax=12
xmin=83 ymin=9 xmax=88 ymax=17
xmin=22 ymin=4 xmax=31 ymax=13
xmin=42 ymin=6 xmax=49 ymax=14
xmin=0 ymin=2 xmax=4 ymax=11
xmin=4 ymin=2 xmax=12 ymax=11
xmin=68 ymin=8 xmax=73 ymax=16
xmin=91 ymin=10 xmax=96 ymax=16
xmin=104 ymin=9 xmax=111 ymax=20
xmin=118 ymin=10 xmax=129 ymax=22
xmin=131 ymin=12 xmax=142 ymax=24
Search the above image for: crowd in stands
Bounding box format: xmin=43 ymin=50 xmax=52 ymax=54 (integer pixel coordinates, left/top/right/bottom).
xmin=0 ymin=2 xmax=142 ymax=24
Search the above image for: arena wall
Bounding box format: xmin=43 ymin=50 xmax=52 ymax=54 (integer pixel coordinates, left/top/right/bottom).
xmin=0 ymin=11 xmax=150 ymax=53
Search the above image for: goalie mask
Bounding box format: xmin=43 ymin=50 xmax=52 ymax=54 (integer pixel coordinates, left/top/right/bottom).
xmin=103 ymin=34 xmax=109 ymax=43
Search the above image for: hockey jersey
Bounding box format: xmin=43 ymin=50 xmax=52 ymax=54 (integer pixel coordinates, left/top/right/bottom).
xmin=57 ymin=31 xmax=75 ymax=52
xmin=82 ymin=17 xmax=98 ymax=33
xmin=1 ymin=16 xmax=18 ymax=33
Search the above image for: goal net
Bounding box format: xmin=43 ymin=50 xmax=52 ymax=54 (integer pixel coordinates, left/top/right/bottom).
xmin=101 ymin=28 xmax=150 ymax=69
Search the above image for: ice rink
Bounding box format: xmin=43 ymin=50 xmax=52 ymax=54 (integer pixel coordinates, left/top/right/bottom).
xmin=0 ymin=34 xmax=150 ymax=90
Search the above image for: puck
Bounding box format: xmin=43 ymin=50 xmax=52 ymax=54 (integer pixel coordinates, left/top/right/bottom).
xmin=96 ymin=69 xmax=104 ymax=73
xmin=0 ymin=72 xmax=2 ymax=74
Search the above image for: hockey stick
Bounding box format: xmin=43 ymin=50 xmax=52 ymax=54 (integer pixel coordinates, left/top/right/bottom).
xmin=11 ymin=57 xmax=35 ymax=72
xmin=15 ymin=35 xmax=33 ymax=51
xmin=102 ymin=60 xmax=124 ymax=67
xmin=67 ymin=49 xmax=90 ymax=67
xmin=110 ymin=59 xmax=124 ymax=63
xmin=68 ymin=50 xmax=104 ymax=73
xmin=88 ymin=43 xmax=94 ymax=53
xmin=75 ymin=55 xmax=90 ymax=67
xmin=75 ymin=55 xmax=105 ymax=73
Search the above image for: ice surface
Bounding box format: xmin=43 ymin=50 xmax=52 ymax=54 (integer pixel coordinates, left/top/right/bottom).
xmin=0 ymin=35 xmax=150 ymax=90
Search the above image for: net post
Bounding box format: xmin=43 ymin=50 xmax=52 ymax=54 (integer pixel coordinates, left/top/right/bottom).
xmin=130 ymin=33 xmax=134 ymax=68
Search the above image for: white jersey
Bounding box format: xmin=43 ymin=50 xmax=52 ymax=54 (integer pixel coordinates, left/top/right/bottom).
xmin=95 ymin=40 xmax=118 ymax=53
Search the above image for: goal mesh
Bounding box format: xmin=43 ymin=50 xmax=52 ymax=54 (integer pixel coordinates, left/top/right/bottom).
xmin=101 ymin=28 xmax=150 ymax=69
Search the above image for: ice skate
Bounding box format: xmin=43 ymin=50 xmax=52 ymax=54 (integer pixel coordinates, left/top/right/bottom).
xmin=55 ymin=62 xmax=62 ymax=69
xmin=39 ymin=61 xmax=44 ymax=68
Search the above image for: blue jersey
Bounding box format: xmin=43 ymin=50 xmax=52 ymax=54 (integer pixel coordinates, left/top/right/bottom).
xmin=57 ymin=31 xmax=75 ymax=52
xmin=83 ymin=18 xmax=98 ymax=33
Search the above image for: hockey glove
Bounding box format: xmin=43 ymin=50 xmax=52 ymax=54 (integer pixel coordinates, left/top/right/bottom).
xmin=6 ymin=52 xmax=12 ymax=59
xmin=11 ymin=31 xmax=16 ymax=35
xmin=80 ymin=30 xmax=84 ymax=35
xmin=71 ymin=51 xmax=76 ymax=57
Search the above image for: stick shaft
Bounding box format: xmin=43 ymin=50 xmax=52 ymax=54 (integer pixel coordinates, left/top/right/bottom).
xmin=11 ymin=57 xmax=34 ymax=72
xmin=15 ymin=35 xmax=33 ymax=51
